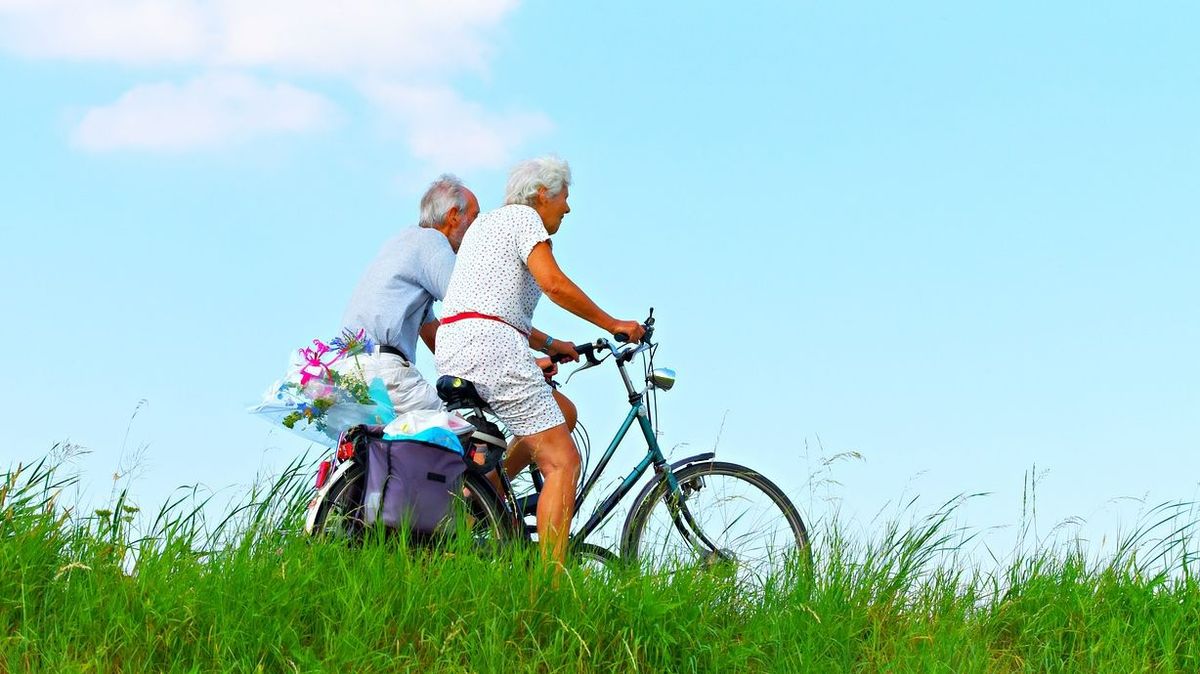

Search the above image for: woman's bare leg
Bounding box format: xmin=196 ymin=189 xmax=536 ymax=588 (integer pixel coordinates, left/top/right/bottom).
xmin=504 ymin=390 xmax=576 ymax=479
xmin=512 ymin=421 xmax=579 ymax=563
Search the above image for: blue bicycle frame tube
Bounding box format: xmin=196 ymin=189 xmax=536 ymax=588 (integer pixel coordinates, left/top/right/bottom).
xmin=574 ymin=404 xmax=637 ymax=510
xmin=572 ymin=398 xmax=673 ymax=542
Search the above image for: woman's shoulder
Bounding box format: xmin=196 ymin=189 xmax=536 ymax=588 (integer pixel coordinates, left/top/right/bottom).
xmin=481 ymin=203 xmax=538 ymax=223
xmin=470 ymin=204 xmax=540 ymax=240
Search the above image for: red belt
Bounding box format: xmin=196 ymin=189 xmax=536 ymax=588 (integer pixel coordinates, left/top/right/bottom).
xmin=441 ymin=311 xmax=529 ymax=338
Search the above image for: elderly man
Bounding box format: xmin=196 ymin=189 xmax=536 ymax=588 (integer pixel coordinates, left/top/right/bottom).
xmin=436 ymin=156 xmax=644 ymax=562
xmin=338 ymin=174 xmax=480 ymax=413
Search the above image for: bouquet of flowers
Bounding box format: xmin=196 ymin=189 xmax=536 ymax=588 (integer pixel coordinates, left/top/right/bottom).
xmin=250 ymin=328 xmax=397 ymax=445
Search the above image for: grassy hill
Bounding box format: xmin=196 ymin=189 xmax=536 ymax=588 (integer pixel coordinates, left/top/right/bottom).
xmin=3 ymin=454 xmax=1198 ymax=672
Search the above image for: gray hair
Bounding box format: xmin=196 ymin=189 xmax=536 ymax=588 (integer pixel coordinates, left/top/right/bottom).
xmin=418 ymin=174 xmax=470 ymax=228
xmin=504 ymin=155 xmax=571 ymax=207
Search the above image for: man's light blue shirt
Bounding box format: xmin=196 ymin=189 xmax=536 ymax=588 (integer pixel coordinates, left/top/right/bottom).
xmin=342 ymin=227 xmax=456 ymax=361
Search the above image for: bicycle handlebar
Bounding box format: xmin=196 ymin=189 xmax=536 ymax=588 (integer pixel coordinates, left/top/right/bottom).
xmin=617 ymin=308 xmax=655 ymax=344
xmin=550 ymin=341 xmax=597 ymax=365
xmin=547 ymin=310 xmax=656 ymax=372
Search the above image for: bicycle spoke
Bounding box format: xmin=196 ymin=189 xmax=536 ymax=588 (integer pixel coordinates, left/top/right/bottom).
xmin=625 ymin=462 xmax=810 ymax=595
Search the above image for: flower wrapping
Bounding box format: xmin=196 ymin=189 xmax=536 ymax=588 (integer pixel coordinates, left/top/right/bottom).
xmin=249 ymin=329 xmax=397 ymax=444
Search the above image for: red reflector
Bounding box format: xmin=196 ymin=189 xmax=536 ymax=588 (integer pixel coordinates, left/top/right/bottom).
xmin=315 ymin=460 xmax=331 ymax=489
xmin=337 ymin=440 xmax=355 ymax=461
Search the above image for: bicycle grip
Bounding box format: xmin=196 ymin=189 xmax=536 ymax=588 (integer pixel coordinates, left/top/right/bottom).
xmin=551 ymin=341 xmax=594 ymax=363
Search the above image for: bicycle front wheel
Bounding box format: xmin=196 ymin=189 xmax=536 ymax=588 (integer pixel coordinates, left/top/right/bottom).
xmin=621 ymin=461 xmax=811 ymax=591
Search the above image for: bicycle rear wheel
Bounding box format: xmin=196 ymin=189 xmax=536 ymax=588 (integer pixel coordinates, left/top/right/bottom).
xmin=621 ymin=461 xmax=811 ymax=592
xmin=307 ymin=460 xmax=514 ymax=545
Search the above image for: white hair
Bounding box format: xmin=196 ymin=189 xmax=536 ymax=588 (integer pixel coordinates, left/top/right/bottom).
xmin=504 ymin=155 xmax=571 ymax=207
xmin=418 ymin=174 xmax=469 ymax=228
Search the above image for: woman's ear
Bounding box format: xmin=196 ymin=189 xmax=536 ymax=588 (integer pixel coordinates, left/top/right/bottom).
xmin=534 ymin=185 xmax=548 ymax=205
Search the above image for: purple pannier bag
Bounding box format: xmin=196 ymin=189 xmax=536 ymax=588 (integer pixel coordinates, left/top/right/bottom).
xmin=359 ymin=431 xmax=467 ymax=534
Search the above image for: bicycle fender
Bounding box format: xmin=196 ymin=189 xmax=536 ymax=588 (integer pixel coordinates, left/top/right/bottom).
xmin=303 ymin=459 xmax=359 ymax=535
xmin=618 ymin=452 xmax=715 ymax=550
xmin=668 ymin=452 xmax=715 ymax=472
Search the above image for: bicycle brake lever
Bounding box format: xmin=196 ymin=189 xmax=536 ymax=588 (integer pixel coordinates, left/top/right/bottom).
xmin=562 ymin=351 xmax=607 ymax=386
xmin=574 ymin=340 xmax=602 ymax=365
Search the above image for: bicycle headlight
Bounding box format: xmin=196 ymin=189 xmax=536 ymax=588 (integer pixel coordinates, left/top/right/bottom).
xmin=650 ymin=367 xmax=676 ymax=391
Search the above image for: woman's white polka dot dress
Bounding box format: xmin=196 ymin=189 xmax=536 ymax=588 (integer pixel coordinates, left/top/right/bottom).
xmin=435 ymin=204 xmax=566 ymax=436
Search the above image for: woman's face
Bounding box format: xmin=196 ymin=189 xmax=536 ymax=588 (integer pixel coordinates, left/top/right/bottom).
xmin=537 ymin=185 xmax=571 ymax=234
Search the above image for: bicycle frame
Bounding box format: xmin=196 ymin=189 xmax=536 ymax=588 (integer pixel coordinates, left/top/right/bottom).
xmin=520 ymin=337 xmax=723 ymax=556
xmin=569 ymin=391 xmax=672 ymax=542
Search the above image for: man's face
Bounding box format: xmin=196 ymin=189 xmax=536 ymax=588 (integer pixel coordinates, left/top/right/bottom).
xmin=447 ymin=190 xmax=480 ymax=252
xmin=539 ymin=185 xmax=571 ymax=234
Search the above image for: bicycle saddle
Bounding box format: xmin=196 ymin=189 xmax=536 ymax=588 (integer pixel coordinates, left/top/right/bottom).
xmin=436 ymin=375 xmax=487 ymax=411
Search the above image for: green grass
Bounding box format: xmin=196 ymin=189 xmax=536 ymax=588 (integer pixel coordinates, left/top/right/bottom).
xmin=3 ymin=452 xmax=1199 ymax=672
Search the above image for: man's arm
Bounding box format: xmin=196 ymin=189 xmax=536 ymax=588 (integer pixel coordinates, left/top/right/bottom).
xmin=420 ymin=319 xmax=439 ymax=353
xmin=420 ymin=238 xmax=456 ymax=301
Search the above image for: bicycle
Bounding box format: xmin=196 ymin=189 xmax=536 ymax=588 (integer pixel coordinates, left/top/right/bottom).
xmin=306 ymin=310 xmax=812 ymax=588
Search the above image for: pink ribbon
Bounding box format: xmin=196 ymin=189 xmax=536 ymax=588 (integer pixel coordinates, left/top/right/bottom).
xmin=298 ymin=331 xmax=367 ymax=386
xmin=299 ymin=339 xmax=346 ymax=386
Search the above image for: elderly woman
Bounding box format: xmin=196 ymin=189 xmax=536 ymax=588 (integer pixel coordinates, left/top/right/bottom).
xmin=435 ymin=156 xmax=644 ymax=562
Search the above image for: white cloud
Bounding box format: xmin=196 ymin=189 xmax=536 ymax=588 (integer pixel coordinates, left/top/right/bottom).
xmin=0 ymin=0 xmax=517 ymax=74
xmin=363 ymin=81 xmax=552 ymax=171
xmin=212 ymin=0 xmax=517 ymax=76
xmin=73 ymin=73 xmax=337 ymax=151
xmin=0 ymin=0 xmax=208 ymax=63
xmin=1 ymin=0 xmax=549 ymax=163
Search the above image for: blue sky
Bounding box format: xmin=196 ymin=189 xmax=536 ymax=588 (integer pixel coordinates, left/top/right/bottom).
xmin=2 ymin=1 xmax=1197 ymax=558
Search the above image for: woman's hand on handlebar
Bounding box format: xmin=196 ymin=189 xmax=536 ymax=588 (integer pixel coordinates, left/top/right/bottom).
xmin=546 ymin=339 xmax=580 ymax=363
xmin=609 ymin=319 xmax=646 ymax=343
